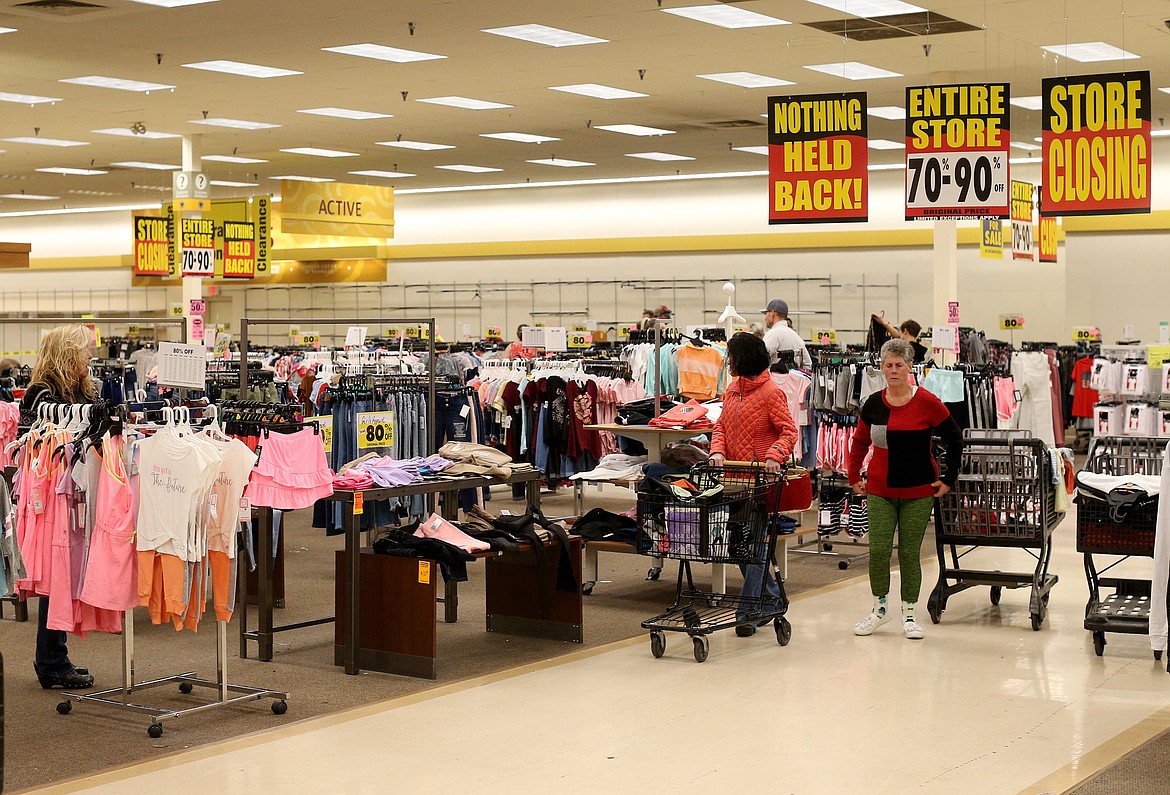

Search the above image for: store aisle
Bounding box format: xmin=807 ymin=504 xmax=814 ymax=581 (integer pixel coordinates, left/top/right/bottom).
xmin=24 ymin=515 xmax=1170 ymax=795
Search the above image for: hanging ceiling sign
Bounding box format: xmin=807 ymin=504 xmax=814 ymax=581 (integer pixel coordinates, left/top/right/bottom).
xmin=1011 ymin=180 xmax=1034 ymax=261
xmin=222 ymin=220 xmax=257 ymax=278
xmin=980 ymin=218 xmax=1003 ymax=259
xmin=1038 ymin=216 xmax=1059 ymax=263
xmin=1041 ymin=71 xmax=1150 ymax=216
xmin=767 ymin=92 xmax=868 ymax=224
xmin=280 ymin=180 xmax=395 ymax=238
xmin=905 ymin=83 xmax=1011 ymax=220
xmin=132 ymin=215 xmax=170 ymax=276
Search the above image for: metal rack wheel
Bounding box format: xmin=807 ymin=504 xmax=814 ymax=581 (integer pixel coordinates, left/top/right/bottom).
xmin=837 ymin=560 xmax=850 ymax=570
xmin=1093 ymin=631 xmax=1106 ymax=657
xmin=56 ymin=700 xmax=71 ymax=715
xmin=692 ymin=635 xmax=709 ymax=663
xmin=1031 ymin=610 xmax=1045 ymax=632
xmin=581 ymin=582 xmax=595 ymax=596
xmin=148 ymin=723 xmax=163 ymax=739
xmin=646 ymin=568 xmax=661 ymax=581
xmin=179 ymin=682 xmax=194 ymax=694
xmin=990 ymin=586 xmax=1002 ymax=605
xmin=272 ymin=700 xmax=288 ymax=715
xmin=775 ymin=617 xmax=792 ymax=646
xmin=823 ymin=542 xmax=834 ymax=552
xmin=1156 ymin=650 xmax=1163 ymax=661
xmin=650 ymin=631 xmax=666 ymax=659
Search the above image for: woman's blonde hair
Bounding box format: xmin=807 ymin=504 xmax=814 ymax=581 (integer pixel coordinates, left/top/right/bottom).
xmin=31 ymin=324 xmax=96 ymax=401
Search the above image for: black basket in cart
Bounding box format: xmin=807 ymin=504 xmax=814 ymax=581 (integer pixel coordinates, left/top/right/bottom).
xmin=636 ymin=464 xmax=790 ymax=662
xmin=1076 ymin=435 xmax=1167 ymax=659
xmin=928 ymin=431 xmax=1064 ymax=631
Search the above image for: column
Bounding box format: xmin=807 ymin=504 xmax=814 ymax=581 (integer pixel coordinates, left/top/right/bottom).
xmin=932 ymin=220 xmax=958 ymax=364
xmin=180 ymin=135 xmax=203 ymax=344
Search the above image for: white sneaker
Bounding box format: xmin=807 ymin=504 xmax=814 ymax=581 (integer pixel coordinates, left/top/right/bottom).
xmin=853 ymin=610 xmax=892 ymax=636
xmin=903 ymin=618 xmax=925 ymax=640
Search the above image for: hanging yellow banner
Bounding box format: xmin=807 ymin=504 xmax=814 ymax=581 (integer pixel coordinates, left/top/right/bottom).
xmin=280 ymin=181 xmax=395 ymax=238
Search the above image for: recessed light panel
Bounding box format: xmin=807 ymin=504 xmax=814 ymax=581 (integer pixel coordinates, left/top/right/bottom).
xmin=0 ymin=193 xmax=58 ymax=200
xmin=527 ymin=158 xmax=595 ymax=167
xmin=805 ymin=0 xmax=925 ymax=17
xmin=210 ymin=180 xmax=258 ymax=187
xmin=322 ymin=43 xmax=446 ymax=62
xmin=183 ymin=60 xmax=302 ymax=78
xmin=867 ymin=105 xmax=906 ymax=120
xmin=190 ymin=118 xmax=280 ymax=130
xmin=867 ymin=138 xmax=904 ymax=150
xmin=127 ymin=0 xmax=220 ymax=6
xmin=697 ymin=72 xmax=795 ymax=88
xmin=349 ymin=170 xmax=417 ymax=178
xmin=803 ymin=61 xmax=902 ymax=80
xmin=59 ymin=76 xmax=174 ymax=92
xmin=1009 ymin=96 xmax=1043 ymax=110
xmin=481 ymin=132 xmax=560 ymax=143
xmin=1040 ymin=42 xmax=1139 ymax=62
xmin=435 ymin=165 xmax=503 ymax=173
xmin=1159 ymin=87 xmax=1170 ymax=96
xmin=202 ymin=154 xmax=269 ymax=163
xmin=0 ymin=92 xmax=61 ymax=105
xmin=594 ymin=124 xmax=675 ymax=136
xmin=298 ymin=107 xmax=392 ymax=120
xmin=112 ymin=161 xmax=179 ymax=170
xmin=92 ymin=128 xmax=180 ymax=139
xmin=732 ymin=146 xmax=768 ymax=155
xmin=377 ymin=140 xmax=455 ymax=151
xmin=3 ymin=136 xmax=88 ymax=147
xmin=550 ymin=84 xmax=647 ymax=100
xmin=37 ymin=167 xmax=108 ymax=175
xmin=281 ymin=147 xmax=360 ymax=158
xmin=626 ymin=152 xmax=695 ymax=161
xmin=0 ymin=27 xmax=15 ymax=33
xmin=662 ymin=5 xmax=788 ymax=28
xmin=1010 ymin=142 xmax=1041 ymax=151
xmin=417 ymin=96 xmax=512 ymax=110
xmin=483 ymin=24 xmax=606 ymax=47
xmin=271 ymin=175 xmax=334 ymax=182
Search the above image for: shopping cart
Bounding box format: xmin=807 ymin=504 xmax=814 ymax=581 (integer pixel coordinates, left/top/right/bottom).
xmin=1076 ymin=435 xmax=1166 ymax=658
xmin=636 ymin=463 xmax=789 ymax=662
xmin=928 ymin=430 xmax=1064 ymax=631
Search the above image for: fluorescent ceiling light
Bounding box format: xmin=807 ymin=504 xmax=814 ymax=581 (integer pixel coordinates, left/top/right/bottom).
xmin=867 ymin=138 xmax=904 ymax=150
xmin=37 ymin=167 xmax=108 ymax=175
xmin=280 ymin=147 xmax=360 ymax=158
xmin=0 ymin=193 xmax=57 ymax=200
xmin=732 ymin=146 xmax=768 ymax=155
xmin=270 ymin=175 xmax=333 ymax=182
xmin=298 ymin=107 xmax=392 ymax=120
xmin=59 ymin=75 xmax=174 ymax=92
xmin=417 ymin=96 xmax=512 ymax=110
xmin=804 ymin=0 xmax=925 ymax=17
xmin=550 ymin=83 xmax=647 ymax=100
xmin=322 ymin=43 xmax=446 ymax=62
xmin=867 ymin=105 xmax=906 ymax=120
xmin=481 ymin=132 xmax=560 ymax=143
xmin=1034 ymin=136 xmax=1043 ymax=142
xmin=210 ymin=180 xmax=258 ymax=187
xmin=435 ymin=164 xmax=503 ymax=173
xmin=190 ymin=118 xmax=280 ymax=130
xmin=91 ymin=127 xmax=180 ymax=139
xmin=1009 ymin=95 xmax=1043 ymax=110
xmin=182 ymin=60 xmax=302 ymax=78
xmin=868 ymin=162 xmax=906 ymax=171
xmin=377 ymin=140 xmax=455 ymax=151
xmin=527 ymin=158 xmax=595 ymax=167
xmin=662 ymin=5 xmax=788 ymax=28
xmin=1151 ymin=129 xmax=1170 ymax=137
xmin=1159 ymin=87 xmax=1170 ymax=95
xmin=482 ymin=24 xmax=606 ymax=47
xmin=202 ymin=154 xmax=268 ymax=163
xmin=3 ymin=136 xmax=87 ymax=147
xmin=0 ymin=203 xmax=159 ymax=219
xmin=697 ymin=72 xmax=795 ymax=88
xmin=626 ymin=152 xmax=695 ymax=162
xmin=126 ymin=0 xmax=220 ymax=6
xmin=1010 ymin=141 xmax=1041 ymax=151
xmin=0 ymin=91 xmax=60 ymax=105
xmin=1009 ymin=157 xmax=1042 ymax=165
xmin=1040 ymin=42 xmax=1138 ymax=62
xmin=349 ymin=170 xmax=416 ymax=178
xmin=111 ymin=161 xmax=179 ymax=170
xmin=399 ymin=170 xmax=770 ymax=195
xmin=804 ymin=61 xmax=901 ymax=80
xmin=0 ymin=27 xmax=15 ymax=33
xmin=594 ymin=123 xmax=675 ymax=136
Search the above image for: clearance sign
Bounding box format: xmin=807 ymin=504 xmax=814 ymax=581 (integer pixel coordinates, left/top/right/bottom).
xmin=1041 ymin=71 xmax=1151 ymax=216
xmin=1010 ymin=180 xmax=1034 ymax=261
xmin=281 ymin=181 xmax=395 ymax=237
xmin=905 ymin=83 xmax=1010 ymax=220
xmin=767 ymin=92 xmax=868 ymax=224
xmin=222 ymin=221 xmax=256 ymax=278
xmin=133 ymin=215 xmax=170 ymax=276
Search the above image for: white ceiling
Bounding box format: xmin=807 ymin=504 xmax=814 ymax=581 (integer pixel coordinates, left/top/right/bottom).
xmin=0 ymin=0 xmax=1167 ymax=211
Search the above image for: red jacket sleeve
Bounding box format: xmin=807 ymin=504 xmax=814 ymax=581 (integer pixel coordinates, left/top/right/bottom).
xmin=765 ymin=390 xmax=798 ymax=462
xmin=710 ymin=414 xmax=727 ymax=457
xmin=847 ymin=417 xmax=872 ymax=486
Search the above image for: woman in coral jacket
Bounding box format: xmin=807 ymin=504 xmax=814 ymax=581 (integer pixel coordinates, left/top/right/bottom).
xmin=708 ymin=332 xmax=797 ymax=637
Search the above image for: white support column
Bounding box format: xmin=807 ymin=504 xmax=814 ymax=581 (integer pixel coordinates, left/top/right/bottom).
xmin=932 ymin=220 xmax=958 ymax=364
xmin=181 ymin=135 xmax=203 ymax=344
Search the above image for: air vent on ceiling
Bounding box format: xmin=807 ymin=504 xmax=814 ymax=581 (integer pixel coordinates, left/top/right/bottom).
xmin=707 ymin=119 xmax=766 ymax=129
xmin=804 ymin=11 xmax=978 ymax=42
xmin=13 ymin=0 xmax=107 ymax=15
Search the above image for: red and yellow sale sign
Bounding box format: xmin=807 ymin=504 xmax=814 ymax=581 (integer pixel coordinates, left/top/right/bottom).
xmin=132 ymin=214 xmax=170 ymax=276
xmin=768 ymin=92 xmax=868 ymax=224
xmin=1041 ymin=71 xmax=1150 ymax=216
xmin=222 ymin=220 xmax=256 ymax=278
xmin=1038 ymin=216 xmax=1058 ymax=262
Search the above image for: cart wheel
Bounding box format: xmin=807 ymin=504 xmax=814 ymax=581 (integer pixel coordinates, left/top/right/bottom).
xmin=179 ymin=682 xmax=194 ymax=694
xmin=272 ymin=700 xmax=288 ymax=715
xmin=990 ymin=586 xmax=1002 ymax=606
xmin=1156 ymin=650 xmax=1164 ymax=661
xmin=56 ymin=700 xmax=72 ymax=715
xmin=838 ymin=559 xmax=850 ymax=570
xmin=148 ymin=723 xmax=163 ymax=739
xmin=775 ymin=617 xmax=792 ymax=647
xmin=1093 ymin=632 xmax=1106 ymax=657
xmin=692 ymin=635 xmax=709 ymax=663
xmin=646 ymin=568 xmax=661 ymax=581
xmin=581 ymin=582 xmax=595 ymax=596
xmin=1031 ymin=612 xmax=1044 ymax=631
xmin=650 ymin=631 xmax=666 ymax=658
xmin=927 ymin=596 xmax=943 ymax=625
xmin=823 ymin=542 xmax=834 ymax=551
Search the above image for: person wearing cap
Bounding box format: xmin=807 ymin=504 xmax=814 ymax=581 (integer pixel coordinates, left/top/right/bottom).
xmin=761 ymin=299 xmax=812 ymax=369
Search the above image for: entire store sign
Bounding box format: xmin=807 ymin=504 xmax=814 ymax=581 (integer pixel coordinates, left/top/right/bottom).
xmin=767 ymin=92 xmax=868 ymax=224
xmin=980 ymin=218 xmax=1003 ymax=258
xmin=905 ymin=83 xmax=1011 ymax=220
xmin=222 ymin=220 xmax=257 ymax=278
xmin=1041 ymin=71 xmax=1151 ymax=216
xmin=132 ymin=215 xmax=170 ymax=276
xmin=180 ymin=217 xmax=215 ymax=276
xmin=281 ymin=181 xmax=395 ymax=237
xmin=1010 ymin=180 xmax=1034 ymax=260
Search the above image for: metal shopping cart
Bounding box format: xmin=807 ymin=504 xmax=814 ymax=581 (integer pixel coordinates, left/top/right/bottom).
xmin=637 ymin=463 xmax=790 ymax=662
xmin=928 ymin=430 xmax=1064 ymax=631
xmin=1076 ymin=435 xmax=1166 ymax=658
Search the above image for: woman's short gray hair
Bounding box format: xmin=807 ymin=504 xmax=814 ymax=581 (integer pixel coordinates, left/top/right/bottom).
xmin=880 ymin=338 xmax=915 ymax=365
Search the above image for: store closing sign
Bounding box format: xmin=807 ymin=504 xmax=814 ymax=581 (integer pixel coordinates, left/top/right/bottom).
xmin=905 ymin=83 xmax=1011 ymax=220
xmin=1011 ymin=180 xmax=1034 ymax=261
xmin=767 ymin=92 xmax=868 ymax=224
xmin=1041 ymin=71 xmax=1151 ymax=216
xmin=133 ymin=215 xmax=170 ymax=276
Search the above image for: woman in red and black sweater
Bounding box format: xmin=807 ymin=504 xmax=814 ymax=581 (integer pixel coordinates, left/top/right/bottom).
xmin=709 ymin=333 xmax=797 ymax=636
xmin=847 ymin=338 xmax=963 ymax=640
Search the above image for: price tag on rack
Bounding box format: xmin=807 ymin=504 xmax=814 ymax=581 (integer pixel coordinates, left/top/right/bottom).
xmin=188 ymin=299 xmax=206 ymax=316
xmin=127 ymin=324 xmax=140 ymax=335
xmin=811 ymin=328 xmax=837 ymax=344
xmin=169 ymin=303 xmax=185 ymax=318
xmin=571 ymin=325 xmax=589 ymax=333
xmin=353 ymin=491 xmax=364 ymax=516
xmin=947 ymin=301 xmax=960 ymax=324
xmin=288 ymin=326 xmax=300 ymax=339
xmin=300 ymin=331 xmax=321 ymax=346
xmin=385 ymin=327 xmax=401 ymax=339
xmin=357 ymin=411 xmax=395 ymax=450
xmin=485 ymin=326 xmax=502 ymax=339
xmin=567 ymin=331 xmax=591 ymax=349
xmin=1072 ymin=326 xmax=1097 ymax=343
xmin=344 ymin=326 xmax=368 ymax=348
xmin=932 ymin=324 xmax=960 ymax=353
xmin=999 ymin=314 xmax=1025 ymax=330
xmin=308 ymin=416 xmax=333 ymax=453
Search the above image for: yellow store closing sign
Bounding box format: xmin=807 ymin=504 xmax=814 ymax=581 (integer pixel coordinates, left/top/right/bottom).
xmin=280 ymin=181 xmax=395 ymax=238
xmin=133 ymin=215 xmax=170 ymax=276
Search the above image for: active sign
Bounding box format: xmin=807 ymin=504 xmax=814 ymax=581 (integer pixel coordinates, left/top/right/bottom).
xmin=1041 ymin=71 xmax=1151 ymax=217
xmin=768 ymin=92 xmax=868 ymax=224
xmin=905 ymin=83 xmax=1011 ymax=220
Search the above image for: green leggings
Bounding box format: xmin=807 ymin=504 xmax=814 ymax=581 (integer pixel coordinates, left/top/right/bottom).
xmin=866 ymin=494 xmax=935 ymax=602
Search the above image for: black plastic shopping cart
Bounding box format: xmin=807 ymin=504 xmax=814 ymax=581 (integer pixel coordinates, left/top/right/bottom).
xmin=928 ymin=430 xmax=1064 ymax=631
xmin=1076 ymin=435 xmax=1166 ymax=658
xmin=636 ymin=463 xmax=790 ymax=662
